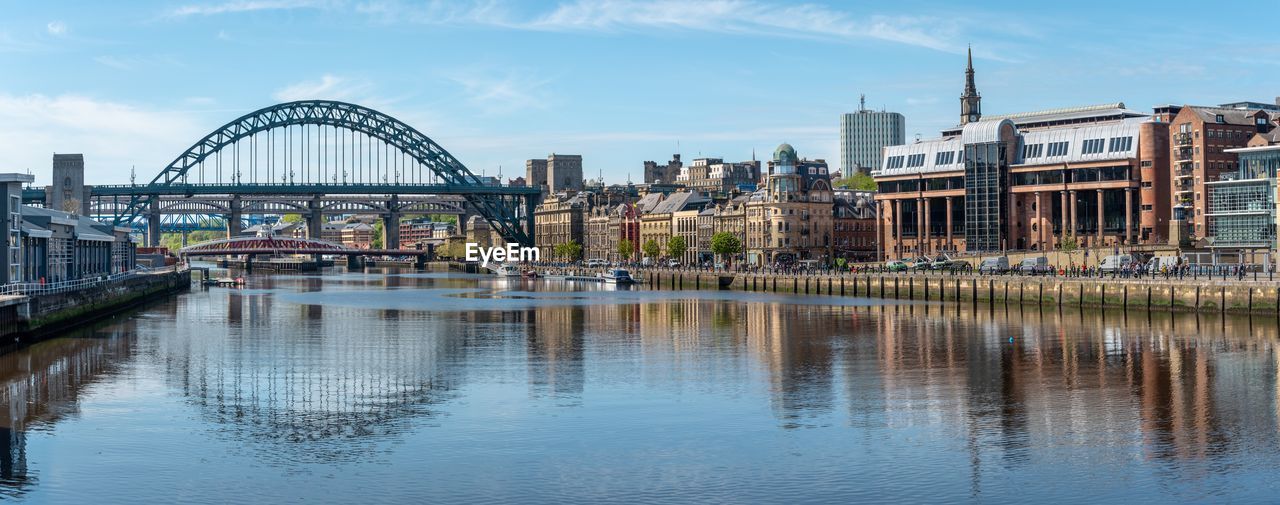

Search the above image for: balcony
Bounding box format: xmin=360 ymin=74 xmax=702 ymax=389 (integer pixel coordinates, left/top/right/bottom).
xmin=1174 ymin=133 xmax=1194 ymax=146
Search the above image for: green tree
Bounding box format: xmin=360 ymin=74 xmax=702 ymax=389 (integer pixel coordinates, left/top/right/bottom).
xmin=709 ymin=232 xmax=742 ymax=265
xmin=1060 ymin=235 xmax=1079 ymax=267
xmin=280 ymin=214 xmax=305 ymax=224
xmin=833 ymin=171 xmax=877 ymax=191
xmin=371 ymin=221 xmax=384 ymax=250
xmin=617 ymin=238 xmax=635 ymax=261
xmin=554 ymin=240 xmax=583 ymax=261
xmin=642 ymin=239 xmax=661 ymax=259
xmin=666 ymin=236 xmax=687 ymax=262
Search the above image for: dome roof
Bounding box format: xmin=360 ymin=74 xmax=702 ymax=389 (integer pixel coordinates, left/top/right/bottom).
xmin=773 ymin=143 xmax=797 ymax=162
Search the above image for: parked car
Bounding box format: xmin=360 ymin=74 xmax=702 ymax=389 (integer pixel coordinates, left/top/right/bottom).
xmin=585 ymin=258 xmax=608 ymax=268
xmin=666 ymin=259 xmax=681 ymax=268
xmin=978 ymin=256 xmax=1010 ymax=274
xmin=1018 ymin=256 xmax=1051 ymax=275
xmin=885 ymin=260 xmax=908 ymax=272
xmin=947 ymin=260 xmax=973 ymax=273
xmin=930 ymin=254 xmax=956 ymax=270
xmin=642 ymin=257 xmax=654 ymax=267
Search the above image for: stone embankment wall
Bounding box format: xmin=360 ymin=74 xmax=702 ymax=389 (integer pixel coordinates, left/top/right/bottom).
xmin=629 ymin=270 xmax=1280 ymax=316
xmin=0 ymin=269 xmax=191 ymax=346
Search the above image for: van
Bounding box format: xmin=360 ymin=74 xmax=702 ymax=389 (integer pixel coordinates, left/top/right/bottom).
xmin=1018 ymin=256 xmax=1050 ymax=275
xmin=1099 ymin=254 xmax=1135 ymax=273
xmin=1146 ymin=255 xmax=1183 ymax=272
xmin=979 ymin=256 xmax=1009 ymax=274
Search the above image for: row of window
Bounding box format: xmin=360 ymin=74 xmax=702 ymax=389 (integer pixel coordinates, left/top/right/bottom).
xmin=1021 ymin=136 xmax=1135 ymax=160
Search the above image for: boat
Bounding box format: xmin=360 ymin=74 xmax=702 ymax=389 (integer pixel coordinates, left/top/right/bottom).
xmin=598 ymin=268 xmax=637 ymax=285
xmin=522 ymin=269 xmax=541 ymax=279
xmin=489 ymin=263 xmax=524 ymax=277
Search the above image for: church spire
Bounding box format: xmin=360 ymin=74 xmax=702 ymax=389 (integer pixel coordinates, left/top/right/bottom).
xmin=960 ymin=45 xmax=982 ymax=125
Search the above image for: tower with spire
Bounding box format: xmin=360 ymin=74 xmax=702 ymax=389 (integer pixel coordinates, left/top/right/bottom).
xmin=960 ymin=46 xmax=982 ymax=125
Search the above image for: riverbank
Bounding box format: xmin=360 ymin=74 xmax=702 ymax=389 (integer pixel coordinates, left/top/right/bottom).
xmin=0 ymin=267 xmax=191 ymax=348
xmin=594 ymin=268 xmax=1280 ymax=316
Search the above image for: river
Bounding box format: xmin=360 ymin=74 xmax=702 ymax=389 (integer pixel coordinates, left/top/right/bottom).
xmin=2 ymin=270 xmax=1278 ymax=503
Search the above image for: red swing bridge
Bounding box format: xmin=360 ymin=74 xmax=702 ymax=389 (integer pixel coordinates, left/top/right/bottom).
xmin=178 ymin=234 xmax=436 ymax=270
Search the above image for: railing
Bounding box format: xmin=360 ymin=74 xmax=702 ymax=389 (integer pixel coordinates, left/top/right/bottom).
xmin=0 ymin=265 xmax=184 ymax=296
xmin=1174 ymin=133 xmax=1194 ymax=146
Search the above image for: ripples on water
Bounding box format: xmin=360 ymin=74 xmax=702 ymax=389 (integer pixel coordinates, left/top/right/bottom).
xmin=2 ymin=270 xmax=1280 ymax=503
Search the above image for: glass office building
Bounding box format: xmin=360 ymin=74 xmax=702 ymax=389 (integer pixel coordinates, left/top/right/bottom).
xmin=1206 ymin=146 xmax=1280 ymax=248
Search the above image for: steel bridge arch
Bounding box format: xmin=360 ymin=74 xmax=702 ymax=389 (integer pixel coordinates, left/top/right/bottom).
xmin=119 ymin=100 xmax=533 ymax=244
xmin=159 ymin=200 xmax=230 ymax=213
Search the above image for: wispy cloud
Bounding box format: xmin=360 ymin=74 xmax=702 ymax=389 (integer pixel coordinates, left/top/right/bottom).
xmin=46 ymin=21 xmax=68 ymax=36
xmin=272 ymin=74 xmax=388 ymax=105
xmin=0 ymin=94 xmax=206 ymax=184
xmin=448 ymin=69 xmax=551 ymax=115
xmin=168 ymin=0 xmax=332 ymax=17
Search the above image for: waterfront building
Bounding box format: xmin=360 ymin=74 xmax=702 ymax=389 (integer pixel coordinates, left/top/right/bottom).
xmin=1204 ymin=144 xmax=1280 ymax=264
xmin=533 ymin=191 xmax=589 ymax=259
xmin=605 ymin=203 xmax=641 ymax=262
xmin=638 ymin=191 xmax=710 ymax=262
xmin=874 ymin=51 xmax=1172 ymax=259
xmin=340 ymin=222 xmax=375 ymax=249
xmin=320 ymin=221 xmax=343 ymax=243
xmin=840 ymin=95 xmax=905 ymax=176
xmin=9 ymin=176 xmax=137 ymax=284
xmin=675 ymin=157 xmax=762 ymax=198
xmin=48 ymin=154 xmax=90 ymax=216
xmin=712 ymin=195 xmax=748 ymax=262
xmin=833 ymin=190 xmax=878 ymax=262
xmin=1166 ymin=102 xmax=1278 ymax=244
xmin=585 ymin=205 xmax=611 ymax=261
xmin=744 ymin=144 xmax=834 ymax=265
xmin=643 ymin=154 xmax=683 ymax=185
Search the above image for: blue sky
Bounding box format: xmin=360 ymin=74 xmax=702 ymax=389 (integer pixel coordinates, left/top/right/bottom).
xmin=1 ymin=0 xmax=1276 ymax=185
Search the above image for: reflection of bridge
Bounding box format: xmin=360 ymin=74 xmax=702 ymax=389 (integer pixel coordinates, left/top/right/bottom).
xmin=23 ymin=100 xmax=540 ymax=248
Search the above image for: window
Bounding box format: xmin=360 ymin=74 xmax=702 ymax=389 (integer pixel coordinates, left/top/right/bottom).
xmin=935 ymin=151 xmax=955 ymax=165
xmin=1047 ymin=141 xmax=1070 ymax=157
xmin=1215 ymin=114 xmax=1225 ymax=123
xmin=1107 ymin=136 xmax=1133 ymax=152
xmin=1082 ymin=138 xmax=1105 ymax=154
xmin=1022 ymin=143 xmax=1043 ymax=159
xmin=905 ymin=153 xmax=926 ymax=168
xmin=886 ymin=155 xmax=905 ymax=169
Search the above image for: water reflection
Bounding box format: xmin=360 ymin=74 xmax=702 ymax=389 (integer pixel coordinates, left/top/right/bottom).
xmin=2 ymin=274 xmax=1280 ymax=502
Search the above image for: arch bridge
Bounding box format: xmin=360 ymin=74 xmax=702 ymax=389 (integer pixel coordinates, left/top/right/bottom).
xmin=28 ymin=100 xmax=539 ymax=248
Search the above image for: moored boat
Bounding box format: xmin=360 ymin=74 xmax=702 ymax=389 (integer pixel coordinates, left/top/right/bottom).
xmin=598 ymin=268 xmax=636 ymax=284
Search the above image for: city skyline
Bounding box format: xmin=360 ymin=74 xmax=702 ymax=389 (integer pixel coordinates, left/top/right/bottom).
xmin=2 ymin=0 xmax=1277 ymax=186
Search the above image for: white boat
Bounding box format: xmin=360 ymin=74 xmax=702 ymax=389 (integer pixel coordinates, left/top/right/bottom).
xmin=598 ymin=268 xmax=637 ymax=284
xmin=489 ymin=263 xmax=524 ymax=277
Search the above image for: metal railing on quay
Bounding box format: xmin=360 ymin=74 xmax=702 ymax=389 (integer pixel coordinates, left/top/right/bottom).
xmin=0 ymin=264 xmax=186 ymax=296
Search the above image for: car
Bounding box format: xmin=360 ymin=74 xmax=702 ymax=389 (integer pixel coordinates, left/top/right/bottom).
xmin=641 ymin=257 xmax=654 ymax=267
xmin=585 ymin=258 xmax=608 ymax=268
xmin=930 ymin=254 xmax=955 ymax=270
xmin=978 ymin=256 xmax=1009 ymax=274
xmin=885 ymin=260 xmax=908 ymax=272
xmin=1099 ymin=254 xmax=1135 ymax=273
xmin=947 ymin=260 xmax=972 ymax=273
xmin=1017 ymin=256 xmax=1051 ymax=275
xmin=666 ymin=259 xmax=681 ymax=268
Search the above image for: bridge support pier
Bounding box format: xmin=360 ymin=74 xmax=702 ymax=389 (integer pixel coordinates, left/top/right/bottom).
xmin=383 ymin=196 xmax=400 ymax=250
xmin=147 ymin=197 xmax=162 ymax=248
xmin=226 ymin=196 xmax=243 ymax=238
xmin=307 ymin=197 xmax=323 ymax=240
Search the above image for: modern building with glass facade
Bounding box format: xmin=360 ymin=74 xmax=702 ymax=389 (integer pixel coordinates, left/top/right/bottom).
xmin=1205 ymin=145 xmax=1280 ymax=264
xmin=840 ymin=96 xmax=905 ymax=176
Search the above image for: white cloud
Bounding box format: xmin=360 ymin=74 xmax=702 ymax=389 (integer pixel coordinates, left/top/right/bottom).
xmin=46 ymin=21 xmax=67 ymax=36
xmin=168 ymin=0 xmax=331 ymax=17
xmin=272 ymin=74 xmax=374 ymax=102
xmin=448 ymin=69 xmax=551 ymax=115
xmin=0 ymin=94 xmax=207 ymax=185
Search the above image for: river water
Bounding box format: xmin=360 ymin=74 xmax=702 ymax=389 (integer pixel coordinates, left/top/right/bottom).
xmin=2 ymin=270 xmax=1279 ymax=503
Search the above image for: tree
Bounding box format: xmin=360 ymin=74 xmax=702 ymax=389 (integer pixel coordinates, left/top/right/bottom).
xmin=371 ymin=221 xmax=384 ymax=250
xmin=642 ymin=239 xmax=661 ymax=260
xmin=554 ymin=240 xmax=583 ymax=261
xmin=1060 ymin=235 xmax=1079 ymax=267
xmin=617 ymin=238 xmax=634 ymax=261
xmin=666 ymin=236 xmax=687 ymax=262
xmin=833 ymin=171 xmax=877 ymax=191
xmin=280 ymin=214 xmax=305 ymax=224
xmin=709 ymin=232 xmax=742 ymax=265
